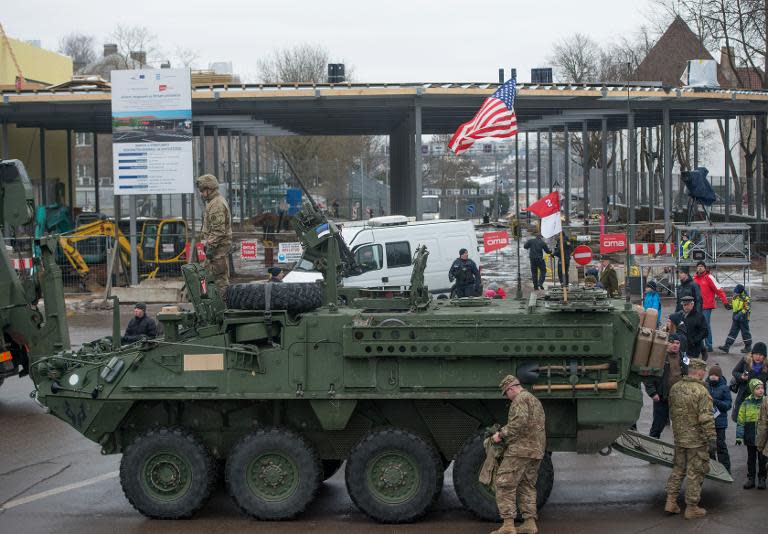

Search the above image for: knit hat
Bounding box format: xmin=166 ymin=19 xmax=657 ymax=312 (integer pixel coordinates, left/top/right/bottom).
xmin=752 ymin=342 xmax=767 ymax=357
xmin=734 ymin=284 xmax=745 ymax=295
xmin=708 ymin=365 xmax=722 ymax=378
xmin=196 ymin=174 xmax=219 ymax=191
xmin=267 ymin=267 xmax=283 ymax=277
xmin=585 ymin=275 xmax=597 ymax=284
xmin=668 ymin=333 xmax=683 ymax=343
xmin=646 ymin=281 xmax=657 ymax=291
xmin=134 ymin=302 xmax=147 ymax=312
xmin=748 ymin=378 xmax=764 ymax=395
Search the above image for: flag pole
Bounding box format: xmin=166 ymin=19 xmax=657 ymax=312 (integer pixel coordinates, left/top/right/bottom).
xmin=558 ymin=230 xmax=568 ymax=302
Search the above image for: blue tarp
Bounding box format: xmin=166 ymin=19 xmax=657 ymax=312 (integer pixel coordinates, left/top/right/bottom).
xmin=681 ymin=167 xmax=716 ymax=206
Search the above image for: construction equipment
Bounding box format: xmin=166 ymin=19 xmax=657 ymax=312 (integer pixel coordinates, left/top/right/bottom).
xmin=58 ymin=217 xmax=189 ymax=287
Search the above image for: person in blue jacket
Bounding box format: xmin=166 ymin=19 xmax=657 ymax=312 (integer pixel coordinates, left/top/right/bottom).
xmin=643 ymin=281 xmax=662 ymax=328
xmin=706 ymin=364 xmax=732 ymax=473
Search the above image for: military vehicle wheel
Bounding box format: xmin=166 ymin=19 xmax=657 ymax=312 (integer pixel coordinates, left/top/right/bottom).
xmin=225 ymin=282 xmax=323 ymax=313
xmin=322 ymin=459 xmax=343 ymax=481
xmin=119 ymin=427 xmax=215 ymax=519
xmin=225 ymin=427 xmax=321 ymax=520
xmin=453 ymin=432 xmax=553 ymax=521
xmin=345 ymin=428 xmax=443 ymax=523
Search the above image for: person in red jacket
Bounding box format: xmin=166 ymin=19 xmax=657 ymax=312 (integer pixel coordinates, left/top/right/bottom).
xmin=694 ymin=261 xmax=729 ymax=352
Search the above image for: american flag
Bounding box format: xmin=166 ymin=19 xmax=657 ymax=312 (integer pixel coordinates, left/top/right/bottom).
xmin=448 ymin=78 xmax=518 ymax=154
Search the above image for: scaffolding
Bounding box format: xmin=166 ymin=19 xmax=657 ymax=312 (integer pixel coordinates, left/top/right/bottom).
xmin=676 ymin=223 xmax=751 ymax=289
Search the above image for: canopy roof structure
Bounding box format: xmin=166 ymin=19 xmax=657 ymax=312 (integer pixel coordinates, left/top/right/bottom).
xmin=1 ymin=82 xmax=765 ymax=135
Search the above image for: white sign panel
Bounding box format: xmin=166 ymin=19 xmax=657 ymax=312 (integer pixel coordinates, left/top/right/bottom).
xmin=277 ymin=242 xmax=303 ymax=263
xmin=111 ymin=69 xmax=193 ymax=195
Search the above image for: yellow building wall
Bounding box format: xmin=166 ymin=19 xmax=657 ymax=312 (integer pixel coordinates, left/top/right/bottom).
xmin=1 ymin=37 xmax=73 ymax=205
xmin=0 ymin=37 xmax=72 ymax=85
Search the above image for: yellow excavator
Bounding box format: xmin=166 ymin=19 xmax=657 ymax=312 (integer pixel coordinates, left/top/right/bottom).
xmin=59 ymin=217 xmax=189 ymax=286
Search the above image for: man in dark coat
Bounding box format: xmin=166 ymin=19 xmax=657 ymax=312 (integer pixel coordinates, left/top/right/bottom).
xmin=673 ymin=296 xmax=708 ymax=359
xmin=599 ymin=256 xmax=619 ymax=297
xmin=449 ymin=248 xmax=481 ymax=297
xmin=523 ymin=234 xmax=551 ymax=290
xmin=676 ymin=266 xmax=703 ymax=313
xmin=644 ymin=333 xmax=688 ymax=439
xmin=121 ymin=302 xmax=158 ymax=344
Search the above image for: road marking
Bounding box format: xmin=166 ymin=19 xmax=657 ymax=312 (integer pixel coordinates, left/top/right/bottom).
xmin=0 ymin=471 xmax=118 ymax=511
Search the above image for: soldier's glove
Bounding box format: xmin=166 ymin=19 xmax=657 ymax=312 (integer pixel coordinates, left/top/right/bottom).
xmin=735 ymin=438 xmax=743 ymax=446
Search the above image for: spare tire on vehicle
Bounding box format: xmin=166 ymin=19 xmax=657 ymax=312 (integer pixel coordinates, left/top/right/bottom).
xmin=225 ymin=282 xmax=324 ymax=313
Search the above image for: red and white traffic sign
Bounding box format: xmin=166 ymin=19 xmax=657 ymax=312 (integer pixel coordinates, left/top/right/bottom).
xmin=573 ymin=245 xmax=593 ymax=266
xmin=241 ymin=241 xmax=258 ymax=260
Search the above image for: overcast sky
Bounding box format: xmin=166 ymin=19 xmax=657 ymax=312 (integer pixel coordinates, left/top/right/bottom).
xmin=6 ymin=0 xmax=663 ymax=83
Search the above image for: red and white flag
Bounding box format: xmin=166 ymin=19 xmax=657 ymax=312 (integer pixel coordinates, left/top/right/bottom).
xmin=525 ymin=191 xmax=562 ymax=239
xmin=448 ymin=78 xmax=518 ymax=154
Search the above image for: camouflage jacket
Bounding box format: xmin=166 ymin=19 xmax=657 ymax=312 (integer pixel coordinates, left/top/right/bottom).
xmin=755 ymin=396 xmax=768 ymax=455
xmin=669 ymin=376 xmax=716 ymax=448
xmin=499 ymin=390 xmax=546 ymax=459
xmin=201 ymin=191 xmax=232 ymax=252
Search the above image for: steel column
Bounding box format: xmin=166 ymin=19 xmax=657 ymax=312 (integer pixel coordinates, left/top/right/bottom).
xmin=226 ymin=130 xmax=233 ymax=211
xmin=582 ymin=120 xmax=589 ymax=220
xmin=536 ymin=131 xmax=542 ymax=198
xmin=93 ymin=132 xmax=100 ymax=213
xmin=238 ymin=133 xmax=245 ymax=222
xmin=724 ymin=118 xmax=731 ymax=221
xmin=548 ymin=128 xmax=553 ymax=191
xmin=255 ymin=136 xmax=261 ymax=212
xmin=129 ymin=196 xmax=138 ymax=286
xmin=693 ymin=122 xmax=699 ymax=169
xmin=39 ymin=128 xmax=47 ymax=205
xmin=525 ymin=132 xmax=529 ymax=212
xmin=601 ymin=118 xmax=608 ymax=216
xmin=213 ymin=127 xmax=220 ymax=178
xmin=628 ymin=112 xmax=637 ymax=239
xmin=663 ymin=106 xmax=672 ymax=236
xmin=199 ymin=124 xmax=207 ymax=174
xmin=0 ymin=122 xmax=8 ymax=159
xmin=66 ymin=130 xmax=73 ymax=214
xmin=414 ymin=103 xmax=423 ymax=220
xmin=757 ymin=116 xmax=764 ymax=223
xmin=564 ymin=124 xmax=570 ymax=224
xmin=648 ymin=128 xmax=654 ymax=222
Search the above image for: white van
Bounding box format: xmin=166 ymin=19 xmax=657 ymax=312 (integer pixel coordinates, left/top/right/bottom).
xmin=284 ymin=216 xmax=480 ymax=295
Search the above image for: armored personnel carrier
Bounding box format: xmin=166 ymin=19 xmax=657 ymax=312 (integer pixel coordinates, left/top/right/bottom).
xmin=0 ymin=159 xmax=727 ymax=524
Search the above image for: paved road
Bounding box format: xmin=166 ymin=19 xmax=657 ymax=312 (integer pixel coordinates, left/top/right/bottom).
xmin=0 ymin=302 xmax=765 ymax=533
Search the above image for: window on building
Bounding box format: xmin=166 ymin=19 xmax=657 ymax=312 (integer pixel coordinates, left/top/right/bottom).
xmin=75 ymin=132 xmax=93 ymax=147
xmin=385 ymin=241 xmax=411 ymax=268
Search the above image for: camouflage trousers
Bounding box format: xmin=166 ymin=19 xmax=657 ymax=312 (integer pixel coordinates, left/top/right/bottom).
xmin=666 ymin=445 xmax=710 ymax=505
xmin=203 ymin=253 xmax=229 ymax=298
xmin=494 ymin=455 xmax=541 ymax=520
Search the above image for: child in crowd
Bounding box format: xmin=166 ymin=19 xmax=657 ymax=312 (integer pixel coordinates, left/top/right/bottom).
xmin=584 ymin=275 xmax=597 ymax=289
xmin=719 ymin=284 xmax=752 ymax=354
xmin=643 ymin=281 xmax=662 ymax=328
xmin=736 ymin=379 xmax=767 ymax=489
xmin=706 ymin=365 xmax=732 ymax=473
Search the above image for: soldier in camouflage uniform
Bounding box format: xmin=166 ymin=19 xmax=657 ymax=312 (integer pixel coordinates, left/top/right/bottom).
xmin=665 ymin=357 xmax=716 ymax=520
xmin=196 ymin=174 xmax=232 ymax=297
xmin=489 ymin=375 xmax=546 ymax=534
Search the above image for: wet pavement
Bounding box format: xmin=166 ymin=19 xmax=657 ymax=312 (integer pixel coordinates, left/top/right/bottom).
xmin=0 ymin=302 xmax=766 ymax=533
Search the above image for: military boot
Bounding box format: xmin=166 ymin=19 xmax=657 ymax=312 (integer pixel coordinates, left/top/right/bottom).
xmin=517 ymin=518 xmax=538 ymax=533
xmin=684 ymin=505 xmax=707 ymax=519
xmin=490 ymin=519 xmax=516 ymax=534
xmin=664 ymin=497 xmax=681 ymax=514
xmin=757 ymin=477 xmax=766 ymax=490
xmin=718 ymin=345 xmax=730 ymax=353
xmin=744 ymin=477 xmax=756 ymax=489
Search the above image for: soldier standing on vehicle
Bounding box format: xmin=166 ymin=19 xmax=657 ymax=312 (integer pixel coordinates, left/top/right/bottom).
xmin=197 ymin=174 xmax=232 ymax=297
xmin=490 ymin=375 xmax=546 ymax=534
xmin=523 ymin=233 xmax=551 ymax=291
xmin=665 ymin=358 xmax=716 ymax=520
xmin=449 ymin=248 xmax=481 ymax=297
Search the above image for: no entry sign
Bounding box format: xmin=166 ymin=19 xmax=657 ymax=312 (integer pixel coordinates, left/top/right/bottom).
xmin=573 ymin=245 xmax=593 ymax=266
xmin=241 ymin=241 xmax=258 ymax=260
xmin=483 ymin=231 xmax=510 ymax=253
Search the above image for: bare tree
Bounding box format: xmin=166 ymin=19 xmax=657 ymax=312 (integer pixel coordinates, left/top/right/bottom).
xmin=173 ymin=46 xmax=200 ymax=69
xmin=549 ymin=34 xmax=600 ymax=83
xmin=59 ymin=33 xmax=96 ymax=74
xmin=109 ymin=24 xmax=161 ymax=68
xmin=258 ymin=44 xmax=330 ymax=84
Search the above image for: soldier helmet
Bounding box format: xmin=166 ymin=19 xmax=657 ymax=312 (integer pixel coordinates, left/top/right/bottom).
xmin=196 ymin=174 xmax=220 ymax=191
xmin=749 ymin=378 xmax=764 ymax=395
xmin=499 ymin=374 xmax=521 ymax=395
xmin=688 ymin=358 xmax=707 ymax=371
